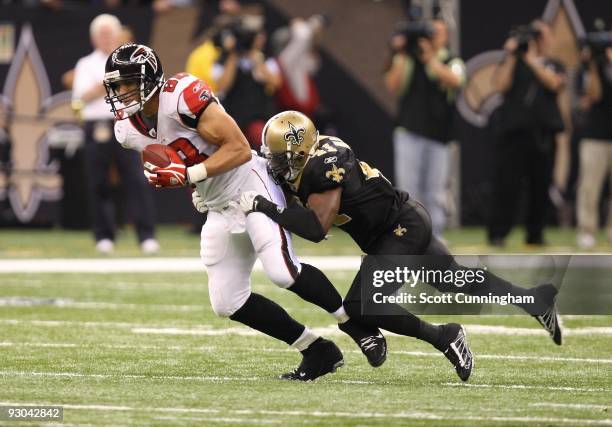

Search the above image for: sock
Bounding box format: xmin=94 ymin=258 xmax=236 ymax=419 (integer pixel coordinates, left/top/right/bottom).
xmin=332 ymin=306 xmax=350 ymax=324
xmin=288 ymin=263 xmax=344 ymax=314
xmin=343 ymin=299 xmax=436 ymax=342
xmin=291 ymin=327 xmax=320 ymax=352
xmin=230 ymin=293 xmax=305 ymax=346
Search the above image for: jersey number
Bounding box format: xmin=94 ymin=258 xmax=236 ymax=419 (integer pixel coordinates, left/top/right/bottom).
xmin=169 ymin=138 xmax=208 ymax=167
xmin=163 ymin=72 xmax=189 ymax=93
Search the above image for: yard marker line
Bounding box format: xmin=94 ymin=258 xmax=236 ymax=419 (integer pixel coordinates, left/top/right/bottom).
xmin=0 ymin=371 xmax=374 ymax=385
xmin=0 ymin=401 xmax=610 ymax=425
xmin=0 ymin=256 xmax=362 ymax=273
xmin=2 ymin=318 xmax=612 ymax=336
xmin=3 ymin=341 xmax=611 ymax=364
xmin=531 ymin=403 xmax=609 ymax=410
xmin=0 ymin=297 xmax=204 ymax=312
xmin=443 ymin=382 xmax=611 ymax=393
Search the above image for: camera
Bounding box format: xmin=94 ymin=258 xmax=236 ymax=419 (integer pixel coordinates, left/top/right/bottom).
xmin=582 ymin=32 xmax=612 ymax=60
xmin=509 ymin=24 xmax=541 ymax=53
xmin=212 ymin=20 xmax=259 ymax=54
xmin=392 ymin=21 xmax=435 ymax=56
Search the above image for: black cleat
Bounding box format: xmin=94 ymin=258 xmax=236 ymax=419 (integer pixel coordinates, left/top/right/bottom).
xmin=532 ymin=284 xmax=563 ymax=345
xmin=338 ymin=319 xmax=387 ymax=367
xmin=280 ymin=338 xmax=344 ymax=381
xmin=439 ymin=323 xmax=473 ymax=382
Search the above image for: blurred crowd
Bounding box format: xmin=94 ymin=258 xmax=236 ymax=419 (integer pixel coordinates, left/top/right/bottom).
xmin=16 ymin=0 xmax=611 ymax=251
xmin=384 ymin=9 xmax=612 ymax=249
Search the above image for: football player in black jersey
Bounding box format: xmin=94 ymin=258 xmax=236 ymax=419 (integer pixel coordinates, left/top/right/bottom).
xmin=240 ymin=111 xmax=564 ymax=381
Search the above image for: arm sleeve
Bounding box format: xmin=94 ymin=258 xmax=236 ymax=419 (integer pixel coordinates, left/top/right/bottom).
xmin=177 ymin=79 xmax=218 ymax=129
xmin=254 ymin=196 xmax=327 ymax=242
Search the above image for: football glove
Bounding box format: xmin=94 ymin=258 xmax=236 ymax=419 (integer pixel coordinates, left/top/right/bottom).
xmin=191 ymin=190 xmax=208 ymax=213
xmin=143 ymin=161 xmax=187 ymax=188
xmin=239 ymin=191 xmax=261 ymax=214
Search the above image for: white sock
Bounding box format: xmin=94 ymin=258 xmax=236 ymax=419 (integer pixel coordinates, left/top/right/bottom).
xmin=291 ymin=327 xmax=319 ymax=351
xmin=332 ymin=306 xmax=350 ymax=324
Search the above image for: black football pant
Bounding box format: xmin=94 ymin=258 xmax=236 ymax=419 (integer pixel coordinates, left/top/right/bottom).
xmin=83 ymin=120 xmax=156 ymax=243
xmin=343 ymin=198 xmax=539 ymax=327
xmin=488 ymin=129 xmax=555 ymax=244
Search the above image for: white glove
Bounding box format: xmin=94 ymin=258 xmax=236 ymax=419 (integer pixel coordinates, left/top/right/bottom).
xmin=192 ymin=190 xmax=208 ymax=213
xmin=240 ymin=191 xmax=259 ymax=214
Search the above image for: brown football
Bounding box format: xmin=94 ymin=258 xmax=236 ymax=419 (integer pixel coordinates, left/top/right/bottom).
xmin=142 ymin=144 xmax=175 ymax=168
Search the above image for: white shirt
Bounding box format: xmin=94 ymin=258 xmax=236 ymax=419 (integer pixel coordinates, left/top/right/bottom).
xmin=72 ymin=50 xmax=113 ymax=121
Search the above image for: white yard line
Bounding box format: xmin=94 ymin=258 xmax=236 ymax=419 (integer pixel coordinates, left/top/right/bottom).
xmin=0 ymin=257 xmax=362 ymax=273
xmin=0 ymin=297 xmax=204 ymax=312
xmin=2 ymin=254 xmax=611 ymax=273
xmin=0 ymin=371 xmax=373 ymax=385
xmin=1 ymin=318 xmax=611 ymax=337
xmin=531 ymin=402 xmax=609 ymax=410
xmin=0 ymin=401 xmax=610 ymax=425
xmin=2 ymin=340 xmax=611 ymax=365
xmin=443 ymin=382 xmax=610 ymax=393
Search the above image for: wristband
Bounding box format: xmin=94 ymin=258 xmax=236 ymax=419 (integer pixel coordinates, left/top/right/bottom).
xmin=187 ymin=163 xmax=208 ymax=183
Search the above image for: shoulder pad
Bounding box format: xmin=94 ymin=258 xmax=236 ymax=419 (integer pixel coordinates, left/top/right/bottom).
xmin=302 ymin=137 xmax=355 ymax=192
xmin=177 ymin=78 xmax=217 ymax=129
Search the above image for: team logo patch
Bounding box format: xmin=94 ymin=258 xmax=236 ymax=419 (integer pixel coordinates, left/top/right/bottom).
xmin=198 ymin=90 xmax=210 ymax=102
xmin=284 ymin=122 xmax=305 ymax=146
xmin=325 ymin=164 xmax=345 ymax=183
xmin=393 ymin=224 xmax=407 ymax=237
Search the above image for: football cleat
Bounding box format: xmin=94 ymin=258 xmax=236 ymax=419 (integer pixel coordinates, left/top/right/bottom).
xmin=440 ymin=323 xmax=473 ymax=382
xmin=280 ymin=338 xmax=344 ymax=382
xmin=338 ymin=319 xmax=387 ymax=367
xmin=532 ymin=284 xmax=563 ymax=345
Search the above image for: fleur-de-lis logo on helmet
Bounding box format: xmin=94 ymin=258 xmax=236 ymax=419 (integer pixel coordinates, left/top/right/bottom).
xmin=284 ymin=121 xmax=305 ymax=146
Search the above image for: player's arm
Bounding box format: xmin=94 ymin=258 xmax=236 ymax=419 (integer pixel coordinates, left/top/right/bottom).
xmin=186 ymin=102 xmax=252 ymax=183
xmin=241 ymin=187 xmax=341 ymax=243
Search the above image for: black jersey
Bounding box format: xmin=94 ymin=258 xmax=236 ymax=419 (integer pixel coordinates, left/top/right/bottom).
xmin=291 ymin=136 xmax=409 ymax=252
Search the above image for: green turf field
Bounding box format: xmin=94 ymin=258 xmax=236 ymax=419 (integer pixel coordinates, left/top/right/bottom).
xmin=0 ymin=227 xmax=610 ymax=425
xmin=0 ymin=269 xmax=610 ymax=426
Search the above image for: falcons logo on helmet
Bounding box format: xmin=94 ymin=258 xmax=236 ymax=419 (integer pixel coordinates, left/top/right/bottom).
xmin=129 ymin=46 xmax=159 ymax=73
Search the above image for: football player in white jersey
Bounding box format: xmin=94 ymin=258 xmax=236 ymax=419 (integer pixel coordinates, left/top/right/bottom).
xmin=102 ymin=43 xmax=387 ymax=380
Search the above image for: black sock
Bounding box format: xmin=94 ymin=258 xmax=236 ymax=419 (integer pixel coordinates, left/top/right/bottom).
xmin=343 ymin=299 xmax=439 ymax=344
xmin=230 ymin=293 xmax=305 ymax=345
xmin=287 ymin=263 xmax=343 ymax=313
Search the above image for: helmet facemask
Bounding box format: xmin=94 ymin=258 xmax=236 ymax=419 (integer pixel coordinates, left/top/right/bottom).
xmin=104 ymin=44 xmax=164 ymax=120
xmin=104 ymin=65 xmax=162 ymax=120
xmin=262 ymin=145 xmax=305 ymax=185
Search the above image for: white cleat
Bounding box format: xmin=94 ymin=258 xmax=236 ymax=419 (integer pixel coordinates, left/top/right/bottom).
xmin=95 ymin=239 xmax=114 ymax=254
xmin=140 ymin=238 xmax=160 ymax=254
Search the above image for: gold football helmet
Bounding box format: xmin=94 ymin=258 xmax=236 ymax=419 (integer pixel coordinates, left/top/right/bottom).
xmin=261 ymin=110 xmax=319 ymax=184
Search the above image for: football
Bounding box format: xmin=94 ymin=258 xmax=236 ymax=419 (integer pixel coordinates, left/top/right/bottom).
xmin=142 ymin=144 xmax=180 ymax=169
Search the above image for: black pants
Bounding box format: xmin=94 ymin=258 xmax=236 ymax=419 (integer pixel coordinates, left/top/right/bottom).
xmin=83 ymin=120 xmax=155 ymax=242
xmin=488 ymin=129 xmax=555 ymax=244
xmin=345 ymin=199 xmax=532 ymax=313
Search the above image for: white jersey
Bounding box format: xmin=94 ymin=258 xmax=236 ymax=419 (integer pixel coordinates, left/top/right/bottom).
xmin=114 ymin=72 xmax=252 ymax=209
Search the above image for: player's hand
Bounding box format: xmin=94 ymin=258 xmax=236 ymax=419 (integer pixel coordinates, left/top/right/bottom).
xmin=240 ymin=191 xmax=260 ymax=214
xmin=191 ymin=190 xmax=208 ymax=213
xmin=143 ymin=161 xmax=187 ymax=188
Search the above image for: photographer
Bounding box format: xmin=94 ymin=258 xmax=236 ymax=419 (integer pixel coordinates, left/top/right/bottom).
xmin=575 ymin=31 xmax=612 ymax=248
xmin=384 ymin=19 xmax=465 ymax=239
xmin=488 ymin=20 xmax=566 ymax=247
xmin=212 ymin=16 xmax=281 ymax=150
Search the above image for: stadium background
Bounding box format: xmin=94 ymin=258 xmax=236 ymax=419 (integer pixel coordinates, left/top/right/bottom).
xmin=1 ymin=0 xmax=611 ymax=228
